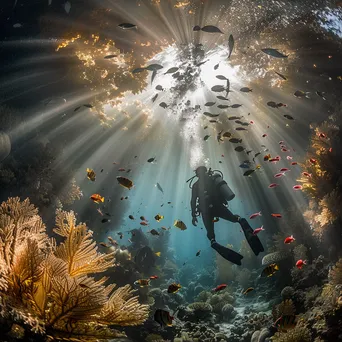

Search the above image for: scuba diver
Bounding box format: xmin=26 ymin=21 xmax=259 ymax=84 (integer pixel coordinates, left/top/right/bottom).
xmin=188 ymin=166 xmax=264 ymax=265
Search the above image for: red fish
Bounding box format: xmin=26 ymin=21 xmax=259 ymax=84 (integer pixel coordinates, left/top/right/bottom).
xmin=302 ymin=172 xmax=311 ymax=178
xmin=296 ymin=259 xmax=307 ymax=269
xmin=293 ymin=185 xmax=303 ymax=190
xmin=262 ymin=133 xmax=267 ymax=137
xmin=118 ymin=168 xmax=126 ymax=171
xmin=140 ymin=221 xmax=149 ymax=226
xmin=271 ymin=213 xmax=282 ymax=218
xmin=274 ymin=172 xmax=285 ymax=178
xmin=281 ymin=148 xmax=288 ymax=152
xmin=249 ymin=211 xmax=262 ymax=219
xmin=329 ymin=147 xmax=332 ymax=153
xmin=286 ymin=156 xmax=293 ymax=160
xmin=309 ymin=158 xmax=317 ymax=165
xmin=279 ymin=140 xmax=285 ymax=144
xmin=268 ymin=183 xmax=279 ymax=188
xmin=250 ymin=120 xmax=254 ymax=124
xmin=212 ymin=284 xmax=227 ymax=292
xmin=291 ymin=162 xmax=298 ymax=165
xmin=280 ymin=168 xmax=290 ymax=172
xmin=253 ymin=226 xmax=264 ymax=235
xmin=284 ymin=235 xmax=295 ymax=244
xmin=221 ymin=154 xmax=224 ymax=157
xmin=150 ymin=275 xmax=159 ymax=280
xmin=318 ymin=132 xmax=326 ymax=138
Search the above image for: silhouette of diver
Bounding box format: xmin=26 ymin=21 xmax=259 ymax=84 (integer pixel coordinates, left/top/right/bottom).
xmin=189 ymin=166 xmax=264 ymax=265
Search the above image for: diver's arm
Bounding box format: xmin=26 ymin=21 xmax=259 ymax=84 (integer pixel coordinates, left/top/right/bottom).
xmin=191 ymin=183 xmax=198 ymax=217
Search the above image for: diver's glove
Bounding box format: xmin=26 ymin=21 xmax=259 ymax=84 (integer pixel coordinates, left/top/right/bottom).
xmin=192 ymin=216 xmax=198 ymax=226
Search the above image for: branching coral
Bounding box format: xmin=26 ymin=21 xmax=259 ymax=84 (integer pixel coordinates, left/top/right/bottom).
xmin=0 ymin=197 xmax=149 ymax=340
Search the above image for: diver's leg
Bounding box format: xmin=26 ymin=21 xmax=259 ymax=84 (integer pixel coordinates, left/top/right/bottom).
xmin=202 ymin=212 xmax=243 ymax=266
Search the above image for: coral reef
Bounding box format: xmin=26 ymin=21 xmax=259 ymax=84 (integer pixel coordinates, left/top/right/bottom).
xmin=236 ymin=268 xmax=252 ymax=289
xmin=281 ymin=286 xmax=295 ymax=300
xmin=0 ymin=197 xmax=149 ymax=341
xmin=261 ymin=251 xmax=291 ymax=266
xmin=329 ymin=258 xmax=342 ymax=285
xmin=272 ymin=325 xmax=311 ymax=342
xmin=187 ymin=302 xmax=213 ymax=319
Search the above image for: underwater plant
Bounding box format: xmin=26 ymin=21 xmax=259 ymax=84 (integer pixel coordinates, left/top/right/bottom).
xmin=0 ymin=197 xmax=149 ymax=340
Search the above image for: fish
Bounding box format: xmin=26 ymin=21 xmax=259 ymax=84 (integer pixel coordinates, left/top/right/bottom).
xmin=118 ymin=168 xmax=126 ymax=172
xmin=204 ymin=126 xmax=208 ymax=129
xmin=228 ymin=116 xmax=241 ymax=120
xmin=151 ymin=69 xmax=157 ymax=84
xmin=164 ymin=67 xmax=179 ymax=74
xmin=235 ymin=146 xmax=245 ymax=152
xmin=86 ymin=168 xmax=96 ymax=181
xmin=99 ymin=242 xmax=109 ymax=248
xmin=253 ymin=226 xmax=264 ymax=235
xmin=151 ymin=94 xmax=158 ymax=103
xmin=316 ymin=91 xmax=326 ymax=100
xmin=132 ymin=67 xmax=146 ymax=74
xmin=254 ymin=152 xmax=261 ymax=159
xmin=211 ymin=85 xmax=226 ymax=92
xmin=97 ymin=209 xmax=104 ymax=216
xmin=284 ymin=114 xmax=294 ymax=120
xmin=150 ymin=275 xmax=159 ymax=279
xmin=217 ymin=96 xmax=229 ymax=101
xmin=101 ymin=218 xmax=110 ymax=223
xmin=155 ymin=252 xmax=161 ymax=257
xmin=267 ymin=101 xmax=279 ymax=108
xmin=204 ymin=135 xmax=210 ymax=141
xmin=286 ymin=156 xmax=293 ymax=160
xmin=159 ymin=102 xmax=168 ymax=109
xmin=249 ymin=211 xmax=262 ymax=219
xmin=222 ymin=132 xmax=232 ymax=138
xmin=262 ymin=134 xmax=267 ymax=137
xmin=168 ymin=283 xmax=182 ymax=293
xmin=193 ymin=25 xmax=201 ymax=31
xmin=229 ymin=138 xmax=242 ymax=143
xmin=284 ymin=235 xmax=295 ymax=244
xmin=149 ymin=229 xmax=160 ymax=236
xmin=203 ymin=112 xmax=220 ymax=117
xmin=293 ymin=185 xmax=303 ymax=191
xmin=209 ymin=120 xmax=218 ymax=123
xmin=104 ymin=54 xmax=117 ymax=59
xmin=212 ymin=217 xmax=220 ymax=222
xmin=271 ymin=213 xmax=282 ymax=218
xmin=134 ymin=279 xmax=150 ymax=287
xmin=294 ymin=90 xmax=310 ymax=98
xmin=64 ymin=1 xmax=71 ymax=14
xmin=242 ymin=287 xmax=254 ymax=295
xmin=155 ymin=85 xmax=163 ymax=91
xmin=140 ymin=221 xmax=148 ymax=226
xmin=205 ymin=102 xmax=216 ymax=106
xmin=274 ymin=172 xmax=285 ymax=178
xmin=309 ymin=158 xmax=317 ymax=165
xmin=280 ymin=168 xmax=290 ymax=172
xmin=90 ymin=194 xmax=104 ymax=204
xmin=214 ymin=63 xmax=219 ymax=70
xmin=174 ymin=220 xmax=187 ymax=231
xmin=217 ymin=105 xmax=229 ymax=109
xmin=230 ymin=104 xmax=242 ymax=108
xmin=156 ymin=182 xmax=163 ymax=193
xmin=154 ymin=214 xmax=164 ymax=222
xmin=235 ymin=127 xmax=247 ymax=131
xmin=201 ymin=25 xmax=223 ymax=33
xmin=268 ymin=183 xmax=279 ymax=188
xmin=118 ymin=23 xmax=137 ymax=30
xmin=154 ymin=309 xmax=173 ymax=327
xmin=240 ymin=87 xmax=252 ymax=92
xmin=261 ymin=263 xmax=279 ymax=277
xmin=239 ymin=163 xmax=250 ymax=169
xmin=274 ymin=71 xmax=287 ymax=80
xmin=264 ymin=154 xmax=271 ymax=161
xmin=243 ymin=169 xmax=255 ymax=177
xmin=129 ymin=215 xmax=134 ymax=220
xmin=261 ymin=48 xmax=288 ymax=58
xmin=116 ymin=176 xmax=134 ymax=190
xmin=302 ymin=172 xmax=312 ymax=178
xmin=212 ymin=284 xmax=227 ymax=292
xmin=228 ymin=34 xmax=234 ymax=58
xmin=147 ymin=157 xmax=156 ymax=163
xmin=269 ymin=157 xmax=280 ymax=163
xmin=196 ymin=250 xmax=201 ymax=257
xmin=296 ymin=259 xmax=307 ymax=269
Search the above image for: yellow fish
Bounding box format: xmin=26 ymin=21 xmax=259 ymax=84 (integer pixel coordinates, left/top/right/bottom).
xmin=174 ymin=220 xmax=187 ymax=231
xmin=86 ymin=168 xmax=96 ymax=181
xmin=255 ymin=164 xmax=261 ymax=170
xmin=154 ymin=214 xmax=164 ymax=222
xmin=155 ymin=252 xmax=161 ymax=257
xmin=90 ymin=194 xmax=104 ymax=204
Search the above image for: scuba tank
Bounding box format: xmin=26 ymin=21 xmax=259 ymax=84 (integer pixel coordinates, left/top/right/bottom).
xmin=208 ymin=169 xmax=235 ymax=201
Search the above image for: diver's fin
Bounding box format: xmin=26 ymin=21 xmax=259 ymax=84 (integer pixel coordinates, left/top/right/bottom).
xmin=239 ymin=218 xmax=264 ymax=256
xmin=211 ymin=242 xmax=243 ymax=265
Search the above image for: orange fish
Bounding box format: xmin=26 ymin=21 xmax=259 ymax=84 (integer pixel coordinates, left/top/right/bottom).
xmin=140 ymin=221 xmax=148 ymax=226
xmin=150 ymin=275 xmax=159 ymax=280
xmin=90 ymin=194 xmax=105 ymax=203
xmin=271 ymin=213 xmax=282 ymax=218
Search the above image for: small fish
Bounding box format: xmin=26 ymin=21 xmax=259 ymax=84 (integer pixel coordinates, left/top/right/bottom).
xmin=274 ymin=172 xmax=285 ymax=178
xmin=242 ymin=287 xmax=254 ymax=295
xmin=212 ymin=217 xmax=220 ymax=222
xmin=274 ymin=71 xmax=287 ymax=80
xmin=134 ymin=279 xmax=150 ymax=287
xmin=268 ymin=183 xmax=279 ymax=188
xmin=284 ymin=114 xmax=294 ymax=120
xmin=118 ymin=168 xmax=126 ymax=172
xmin=201 ymin=25 xmax=224 ymax=33
xmin=140 ymin=216 xmax=147 ymax=221
xmin=97 ymin=209 xmax=104 ymax=216
xmin=261 ymin=48 xmax=288 ymax=58
xmin=235 ymin=127 xmax=248 ymax=131
xmin=228 ymin=116 xmax=241 ymax=120
xmin=280 ymin=168 xmax=290 ymax=172
xmin=128 ymin=215 xmax=134 ymax=220
xmin=164 ymin=67 xmax=179 ymax=74
xmin=116 ymin=176 xmax=134 ymax=190
xmin=90 ymin=194 xmax=105 ymax=204
xmin=159 ymin=102 xmax=168 ymax=109
xmin=316 ymin=91 xmax=326 ymax=100
xmin=230 ymin=104 xmax=242 ymax=108
xmin=239 ymin=163 xmax=250 ymax=169
xmin=294 ymin=90 xmax=310 ymax=98
xmin=196 ymin=250 xmax=201 ymax=257
xmin=212 ymin=284 xmax=227 ymax=292
xmin=214 ymin=63 xmax=219 ymax=70
xmin=150 ymin=275 xmax=159 ymax=279
xmin=228 ymin=34 xmax=234 ymax=58
xmin=155 ymin=252 xmax=161 ymax=257
xmin=216 ymin=75 xmax=228 ymax=80
xmin=253 ymin=226 xmax=264 ymax=235
xmin=218 ymin=104 xmax=229 ymax=109
xmin=217 ymin=96 xmax=229 ymax=101
xmin=249 ymin=211 xmax=262 ymax=219
xmin=86 ymin=168 xmax=96 ymax=181
xmin=203 ymin=112 xmax=220 ymax=117
xmin=254 ymin=152 xmax=261 ymax=158
xmin=154 ymin=309 xmax=173 ymax=327
xmin=262 ymin=134 xmax=267 ymax=138
xmin=154 ymin=214 xmax=164 ymax=222
xmin=204 ymin=135 xmax=210 ymax=141
xmin=229 ymin=138 xmax=243 ymax=143
xmin=211 ymin=85 xmax=226 ymax=92
xmin=205 ymin=101 xmax=216 ymax=106
xmin=271 ymin=213 xmax=282 ymax=218
xmin=101 ymin=218 xmax=110 ymax=223
xmin=152 ymin=94 xmax=158 ymax=102
xmin=223 ymin=132 xmax=232 ymax=138
xmin=264 ymin=154 xmax=271 ymax=161
xmin=235 ymin=146 xmax=245 ymax=152
xmin=149 ymin=229 xmax=160 ymax=236
xmin=309 ymin=158 xmax=317 ymax=165
xmin=193 ymin=25 xmax=201 ymax=31
xmin=118 ymin=23 xmax=137 ymax=30
xmin=140 ymin=221 xmax=148 ymax=226
xmin=240 ymin=87 xmax=252 ymax=92
xmin=243 ymin=169 xmax=255 ymax=177
xmin=261 ymin=263 xmax=279 ymax=277
xmin=296 ymin=259 xmax=307 ymax=269
xmin=168 ymin=283 xmax=182 ymax=293
xmin=286 ymin=156 xmax=293 ymax=160
xmin=174 ymin=220 xmax=187 ymax=231
xmin=302 ymin=172 xmax=312 ymax=178
xmin=284 ymin=235 xmax=295 ymax=244
xmin=147 ymin=157 xmax=156 ymax=163
xmin=293 ymin=185 xmax=303 ymax=191
xmin=156 ymin=182 xmax=164 ymax=193
xmin=269 ymin=157 xmax=280 ymax=163
xmin=104 ymin=54 xmax=117 ymax=59
xmin=99 ymin=242 xmax=109 ymax=248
